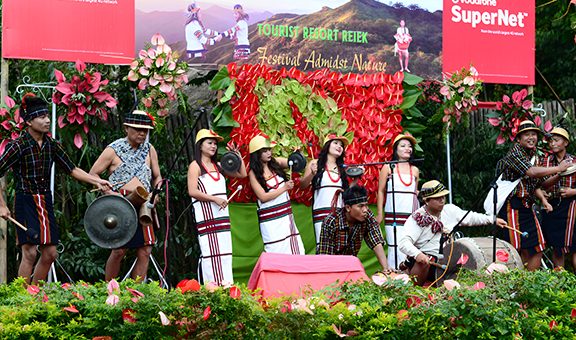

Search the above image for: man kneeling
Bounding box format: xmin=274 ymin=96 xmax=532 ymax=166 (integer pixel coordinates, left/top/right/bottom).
xmin=398 ymin=180 xmax=507 ymax=286
xmin=317 ymin=185 xmax=389 ymax=272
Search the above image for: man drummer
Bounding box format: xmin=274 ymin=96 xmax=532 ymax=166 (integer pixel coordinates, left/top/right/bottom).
xmin=317 ymin=185 xmax=389 ymax=272
xmin=538 ymin=127 xmax=576 ymax=269
xmin=90 ymin=110 xmax=162 ymax=281
xmin=0 ymin=94 xmax=111 ymax=284
xmin=398 ymin=180 xmax=506 ymax=286
xmin=496 ymin=120 xmax=571 ymax=271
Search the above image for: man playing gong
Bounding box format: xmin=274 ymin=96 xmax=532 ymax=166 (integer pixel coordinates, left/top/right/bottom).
xmin=90 ymin=110 xmax=162 ymax=281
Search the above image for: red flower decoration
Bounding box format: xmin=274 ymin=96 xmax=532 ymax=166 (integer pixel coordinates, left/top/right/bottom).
xmin=549 ymin=320 xmax=557 ymax=330
xmin=229 ymin=286 xmax=241 ymax=300
xmin=203 ymin=306 xmax=211 ymax=321
xmin=122 ymin=309 xmax=137 ymax=323
xmin=406 ymin=295 xmax=422 ymax=308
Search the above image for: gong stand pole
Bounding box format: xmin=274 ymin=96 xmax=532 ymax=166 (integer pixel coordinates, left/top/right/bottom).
xmin=150 ymin=107 xmax=209 ymax=287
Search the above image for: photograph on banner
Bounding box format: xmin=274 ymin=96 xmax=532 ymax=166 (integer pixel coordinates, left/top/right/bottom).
xmin=2 ymin=0 xmax=135 ymax=65
xmin=136 ymin=0 xmax=443 ymax=78
xmin=442 ymin=0 xmax=535 ymax=85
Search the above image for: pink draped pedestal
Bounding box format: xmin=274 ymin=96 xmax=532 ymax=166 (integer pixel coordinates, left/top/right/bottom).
xmin=247 ymin=253 xmax=368 ymax=297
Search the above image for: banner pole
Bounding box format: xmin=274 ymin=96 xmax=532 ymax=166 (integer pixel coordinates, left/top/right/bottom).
xmin=0 ymin=58 xmax=9 ymax=283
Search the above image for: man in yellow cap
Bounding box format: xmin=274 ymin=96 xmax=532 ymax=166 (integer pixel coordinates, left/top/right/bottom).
xmin=90 ymin=110 xmax=162 ymax=281
xmin=538 ymin=127 xmax=576 ymax=269
xmin=496 ymin=120 xmax=571 ymax=271
xmin=398 ymin=180 xmax=507 ymax=286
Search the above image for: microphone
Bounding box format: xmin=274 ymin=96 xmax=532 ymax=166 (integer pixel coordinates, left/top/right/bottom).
xmin=522 ymin=231 xmax=529 ymax=238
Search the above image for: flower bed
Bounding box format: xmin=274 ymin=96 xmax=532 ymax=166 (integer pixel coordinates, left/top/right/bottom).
xmin=1 ymin=269 xmax=576 ymax=338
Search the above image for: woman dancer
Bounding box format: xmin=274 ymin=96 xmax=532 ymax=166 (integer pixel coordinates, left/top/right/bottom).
xmin=188 ymin=129 xmax=246 ymax=285
xmin=248 ymin=135 xmax=304 ymax=254
xmin=376 ymin=133 xmax=420 ymax=269
xmin=300 ymin=134 xmax=349 ymax=246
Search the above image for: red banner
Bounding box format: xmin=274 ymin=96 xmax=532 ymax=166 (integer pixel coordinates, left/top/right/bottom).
xmin=2 ymin=0 xmax=134 ymax=65
xmin=442 ymin=0 xmax=535 ymax=85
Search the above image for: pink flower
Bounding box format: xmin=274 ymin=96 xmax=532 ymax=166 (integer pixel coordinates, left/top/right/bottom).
xmin=107 ymin=279 xmax=120 ymax=295
xmin=472 ymin=282 xmax=486 ymax=290
xmin=502 ymin=95 xmax=510 ymax=104
xmin=27 ymin=285 xmax=40 ymax=295
xmin=73 ymin=133 xmax=83 ymax=149
xmin=496 ymin=249 xmax=509 ymax=263
xmin=42 ymin=292 xmax=49 ymax=303
xmin=456 ymin=253 xmax=469 ymax=265
xmin=151 ymin=33 xmax=165 ymax=46
xmin=138 ymin=79 xmax=148 ymax=90
xmin=155 ymin=57 xmax=165 ymax=68
xmin=139 ymin=67 xmax=150 ymax=77
xmin=63 ymin=305 xmax=79 ymax=313
xmin=106 ymin=294 xmax=119 ymax=306
xmin=521 ymin=100 xmax=532 ymax=110
xmin=61 ymin=283 xmax=71 ymax=290
xmin=71 ymin=291 xmax=84 ymax=300
xmin=159 ymin=311 xmax=170 ymax=326
xmin=485 ymin=263 xmax=509 ymax=274
xmin=443 ymin=279 xmax=461 ymax=291
xmin=127 ymin=70 xmax=139 ymax=81
xmin=488 ymin=117 xmax=501 ymax=127
xmin=371 ymin=273 xmax=387 ymax=286
xmin=544 ymin=120 xmax=553 ymax=132
xmin=75 ymin=60 xmax=86 ymax=73
xmin=126 ymin=287 xmax=144 ymax=298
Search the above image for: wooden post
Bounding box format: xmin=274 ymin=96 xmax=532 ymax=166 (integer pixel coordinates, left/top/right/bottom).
xmin=0 ymin=57 xmax=9 ymax=283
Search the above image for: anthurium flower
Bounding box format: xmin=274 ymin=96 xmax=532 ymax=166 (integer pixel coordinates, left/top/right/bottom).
xmin=42 ymin=292 xmax=49 ymax=303
xmin=63 ymin=305 xmax=79 ymax=313
xmin=456 ymin=253 xmax=469 ymax=265
xmin=443 ymin=279 xmax=461 ymax=291
xmin=106 ymin=294 xmax=119 ymax=306
xmin=26 ymin=285 xmax=40 ymax=295
xmin=472 ymin=282 xmax=486 ymax=290
xmin=496 ymin=249 xmax=509 ymax=263
xmin=549 ymin=320 xmax=557 ymax=330
xmin=159 ymin=311 xmax=170 ymax=326
xmin=229 ymin=286 xmax=241 ymax=299
xmin=122 ymin=309 xmax=137 ymax=323
xmin=203 ymin=306 xmax=211 ymax=321
xmin=485 ymin=263 xmax=508 ymax=274
xmin=126 ymin=287 xmax=144 ymax=298
xmin=107 ymin=279 xmax=120 ymax=295
xmin=571 ymin=308 xmax=576 ymax=320
xmin=71 ymin=291 xmax=84 ymax=301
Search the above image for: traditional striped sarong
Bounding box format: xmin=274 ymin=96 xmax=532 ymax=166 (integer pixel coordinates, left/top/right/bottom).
xmin=312 ymin=170 xmax=343 ymax=245
xmin=257 ymin=175 xmax=304 ymax=254
xmin=542 ymin=197 xmax=576 ymax=255
xmin=192 ymin=170 xmax=233 ymax=285
xmin=498 ymin=197 xmax=546 ymax=254
xmin=384 ymin=171 xmax=419 ymax=269
xmin=15 ymin=193 xmax=57 ymax=246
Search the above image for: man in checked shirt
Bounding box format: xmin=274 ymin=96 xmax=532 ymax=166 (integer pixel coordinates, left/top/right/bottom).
xmin=497 ymin=120 xmax=571 ymax=271
xmin=0 ymin=94 xmax=111 ymax=284
xmin=317 ymin=185 xmax=389 ymax=272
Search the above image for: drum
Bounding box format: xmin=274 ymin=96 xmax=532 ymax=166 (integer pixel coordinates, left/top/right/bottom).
xmin=435 ymin=237 xmax=522 ymax=282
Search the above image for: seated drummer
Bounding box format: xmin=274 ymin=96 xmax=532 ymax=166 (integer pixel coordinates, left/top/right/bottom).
xmin=90 ymin=110 xmax=162 ymax=282
xmin=398 ymin=180 xmax=507 ymax=286
xmin=317 ymin=185 xmax=389 ymax=272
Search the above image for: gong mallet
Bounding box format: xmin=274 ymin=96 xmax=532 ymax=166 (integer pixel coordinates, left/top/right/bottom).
xmin=220 ymin=185 xmax=243 ymax=210
xmin=501 ymin=224 xmax=529 ymax=238
xmin=428 ymin=261 xmax=447 ymax=270
xmin=288 ymin=160 xmax=294 ymax=178
xmin=90 ymin=180 xmax=127 ymax=193
xmin=8 ymin=216 xmax=27 ymax=231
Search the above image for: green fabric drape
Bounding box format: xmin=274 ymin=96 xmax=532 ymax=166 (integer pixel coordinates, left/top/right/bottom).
xmin=229 ymin=202 xmax=384 ymax=284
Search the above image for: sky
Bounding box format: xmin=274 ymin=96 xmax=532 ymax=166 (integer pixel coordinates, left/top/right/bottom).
xmin=136 ymin=0 xmax=443 ymax=14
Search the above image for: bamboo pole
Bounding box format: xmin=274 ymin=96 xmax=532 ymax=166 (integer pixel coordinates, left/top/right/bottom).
xmin=0 ymin=57 xmax=9 ymax=283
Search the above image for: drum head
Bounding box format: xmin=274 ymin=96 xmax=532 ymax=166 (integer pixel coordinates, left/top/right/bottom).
xmin=436 ymin=237 xmax=522 ymax=284
xmin=84 ymin=195 xmax=138 ymax=249
xmin=560 ymin=165 xmax=576 ymax=176
xmin=345 ymin=167 xmax=364 ymax=178
xmin=221 ymin=152 xmax=242 ymax=173
xmin=288 ymin=151 xmax=307 ymax=173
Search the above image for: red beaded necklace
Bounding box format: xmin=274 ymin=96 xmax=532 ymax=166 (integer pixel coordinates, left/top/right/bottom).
xmin=396 ymin=163 xmax=413 ymax=187
xmin=325 ymin=165 xmax=340 ymax=183
xmin=265 ymin=173 xmax=280 ymax=189
xmin=201 ymin=161 xmax=220 ymax=182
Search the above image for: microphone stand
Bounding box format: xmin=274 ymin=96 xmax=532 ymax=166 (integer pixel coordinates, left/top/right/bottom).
xmin=389 ymin=162 xmax=399 ymax=270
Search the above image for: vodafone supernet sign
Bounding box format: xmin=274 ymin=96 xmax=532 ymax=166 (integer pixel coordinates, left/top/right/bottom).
xmin=450 ymin=0 xmax=528 ymax=29
xmin=442 ymin=0 xmax=535 ymax=85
